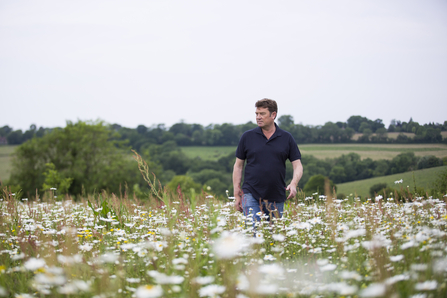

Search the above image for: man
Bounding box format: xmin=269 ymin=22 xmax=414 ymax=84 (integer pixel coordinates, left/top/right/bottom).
xmin=233 ymin=99 xmax=303 ymax=221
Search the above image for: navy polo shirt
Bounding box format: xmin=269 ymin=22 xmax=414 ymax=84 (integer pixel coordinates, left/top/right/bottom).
xmin=235 ymin=123 xmax=301 ymax=203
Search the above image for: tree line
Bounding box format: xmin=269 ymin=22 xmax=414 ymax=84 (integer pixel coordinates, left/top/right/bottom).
xmin=4 ymin=121 xmax=445 ymax=200
xmin=1 ymin=115 xmax=446 ymax=147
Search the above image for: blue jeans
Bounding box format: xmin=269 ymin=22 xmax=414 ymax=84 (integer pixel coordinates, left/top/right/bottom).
xmin=242 ymin=193 xmax=284 ymax=223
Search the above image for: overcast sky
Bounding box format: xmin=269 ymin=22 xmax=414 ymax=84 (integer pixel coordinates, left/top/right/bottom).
xmin=1 ymin=0 xmax=446 ymax=131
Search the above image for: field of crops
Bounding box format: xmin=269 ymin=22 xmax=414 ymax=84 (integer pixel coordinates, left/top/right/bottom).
xmin=0 ymin=190 xmax=446 ymax=297
xmin=180 ymin=144 xmax=447 ymax=161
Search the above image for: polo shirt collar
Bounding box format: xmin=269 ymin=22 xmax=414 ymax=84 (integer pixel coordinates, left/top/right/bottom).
xmin=255 ymin=123 xmax=283 ymax=139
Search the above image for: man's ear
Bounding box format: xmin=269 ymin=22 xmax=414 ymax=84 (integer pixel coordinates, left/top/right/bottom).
xmin=272 ymin=111 xmax=277 ymax=120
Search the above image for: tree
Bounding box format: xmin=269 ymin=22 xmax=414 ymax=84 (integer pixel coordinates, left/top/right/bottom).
xmin=41 ymin=163 xmax=73 ymax=194
xmin=9 ymin=121 xmax=140 ymax=196
xmin=389 ymin=152 xmax=417 ymax=174
xmin=347 ymin=116 xmax=369 ymax=132
xmin=6 ymin=130 xmax=23 ymax=144
xmin=0 ymin=125 xmax=12 ymax=137
xmin=358 ymin=122 xmax=371 ymax=133
xmin=278 ymin=115 xmax=294 ymax=130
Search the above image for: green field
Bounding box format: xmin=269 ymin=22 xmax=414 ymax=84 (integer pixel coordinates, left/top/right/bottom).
xmin=336 ymin=165 xmax=447 ymax=198
xmin=181 ymin=144 xmax=447 ymax=161
xmin=0 ymin=145 xmax=17 ymax=183
xmin=180 ymin=146 xmax=236 ymax=160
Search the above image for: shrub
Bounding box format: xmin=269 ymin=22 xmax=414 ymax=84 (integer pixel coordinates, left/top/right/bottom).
xmin=303 ymin=174 xmax=336 ymax=195
xmin=369 ymin=183 xmax=388 ymax=197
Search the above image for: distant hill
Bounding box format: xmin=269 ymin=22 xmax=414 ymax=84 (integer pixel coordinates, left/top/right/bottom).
xmin=336 ymin=166 xmax=447 ymax=198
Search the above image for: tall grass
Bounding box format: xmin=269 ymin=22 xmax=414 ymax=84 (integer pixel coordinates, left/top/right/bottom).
xmin=0 ymin=158 xmax=446 ymax=297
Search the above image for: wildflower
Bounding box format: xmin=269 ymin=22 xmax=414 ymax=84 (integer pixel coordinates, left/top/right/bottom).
xmin=359 ymin=283 xmax=386 ymax=297
xmin=325 ymin=282 xmax=358 ymax=295
xmin=79 ymin=243 xmax=93 ymax=251
xmin=272 ymin=234 xmax=286 ymax=242
xmin=394 ymin=179 xmax=403 ymax=184
xmin=415 ymin=280 xmax=437 ymax=291
xmin=24 ymin=257 xmax=46 ymax=271
xmin=410 ymin=264 xmax=428 ymax=271
xmin=58 ymin=280 xmax=90 ymax=294
xmin=400 ymin=240 xmax=416 ymax=250
xmin=236 ymin=274 xmax=249 ymax=291
xmin=319 ymin=264 xmax=337 ymax=272
xmin=135 ymin=285 xmax=163 ymax=298
xmin=147 ymin=271 xmax=184 ymax=284
xmin=212 ymin=231 xmax=247 ymax=259
xmin=340 ymin=270 xmax=362 ymax=281
xmin=263 ymin=254 xmax=276 ymax=261
xmin=98 ymin=253 xmax=119 ymax=264
xmin=34 ymin=267 xmax=66 ymax=285
xmin=11 ymin=253 xmax=25 ymax=260
xmin=389 ymin=255 xmax=404 ymax=262
xmin=14 ymin=294 xmax=33 ymax=298
xmin=385 ymin=274 xmax=409 ymax=285
xmin=172 ymin=257 xmax=188 ymax=265
xmin=254 ymin=283 xmax=278 ymax=295
xmin=198 ymin=284 xmax=226 ymax=297
xmin=361 ymin=235 xmax=391 ymax=250
xmin=127 ymin=278 xmax=141 ymax=283
xmin=0 ymin=286 xmax=7 ymax=297
xmin=193 ymin=276 xmax=215 ymax=285
xmin=316 ymin=259 xmax=329 ymax=266
xmin=259 ymin=263 xmax=284 ymax=275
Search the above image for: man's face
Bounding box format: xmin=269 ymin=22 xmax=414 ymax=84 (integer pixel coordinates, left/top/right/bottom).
xmin=255 ymin=107 xmax=276 ymax=129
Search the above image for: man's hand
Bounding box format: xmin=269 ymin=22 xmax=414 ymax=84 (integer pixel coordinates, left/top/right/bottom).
xmin=286 ymin=159 xmax=303 ymax=200
xmin=234 ymin=195 xmax=243 ymax=212
xmin=286 ymin=184 xmax=297 ymax=200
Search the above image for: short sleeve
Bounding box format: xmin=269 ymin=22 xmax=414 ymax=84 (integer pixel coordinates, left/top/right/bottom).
xmin=288 ymin=136 xmax=301 ymax=161
xmin=235 ymin=133 xmax=246 ymax=160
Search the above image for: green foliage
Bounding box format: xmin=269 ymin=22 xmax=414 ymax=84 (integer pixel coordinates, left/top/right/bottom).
xmin=369 ymin=183 xmax=388 ymax=197
xmin=390 ymin=152 xmax=417 ymax=174
xmin=432 ymin=169 xmax=447 ymax=195
xmin=41 ymin=163 xmax=73 ymax=194
xmin=417 ymin=155 xmax=442 ymax=169
xmin=87 ymin=198 xmax=121 ymax=229
xmin=190 ymin=169 xmax=230 ymax=186
xmin=8 ymin=121 xmax=140 ymax=196
xmin=202 ymin=178 xmax=228 ymax=198
xmin=303 ymin=174 xmax=336 ymax=195
xmin=167 ymin=175 xmax=202 ymax=194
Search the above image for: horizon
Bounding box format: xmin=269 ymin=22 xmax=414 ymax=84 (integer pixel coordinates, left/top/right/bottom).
xmin=2 ymin=114 xmax=446 ymax=132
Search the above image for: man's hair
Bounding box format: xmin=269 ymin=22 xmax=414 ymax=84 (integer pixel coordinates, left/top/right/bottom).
xmin=255 ymin=98 xmax=277 ymax=118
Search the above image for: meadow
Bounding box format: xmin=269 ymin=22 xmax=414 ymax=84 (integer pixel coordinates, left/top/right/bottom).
xmin=337 ymin=166 xmax=447 ymax=198
xmin=181 ymin=144 xmax=447 ymax=161
xmin=0 ymin=145 xmax=17 ymax=183
xmin=1 ymin=185 xmax=446 ymax=297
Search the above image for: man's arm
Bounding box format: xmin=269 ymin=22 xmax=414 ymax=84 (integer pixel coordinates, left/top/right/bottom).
xmin=233 ymin=157 xmax=245 ymax=212
xmin=286 ymin=159 xmax=303 ymax=200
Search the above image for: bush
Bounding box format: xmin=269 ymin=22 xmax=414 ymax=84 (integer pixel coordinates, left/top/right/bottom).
xmin=369 ymin=183 xmax=388 ymax=197
xmin=303 ymin=175 xmax=336 ymax=195
xmin=167 ymin=175 xmax=202 ymax=194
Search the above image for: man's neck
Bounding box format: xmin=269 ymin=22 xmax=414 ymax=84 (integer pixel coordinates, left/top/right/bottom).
xmin=262 ymin=124 xmax=276 ymax=139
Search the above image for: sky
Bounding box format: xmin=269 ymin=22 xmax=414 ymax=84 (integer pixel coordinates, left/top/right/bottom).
xmin=1 ymin=0 xmax=446 ymax=131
